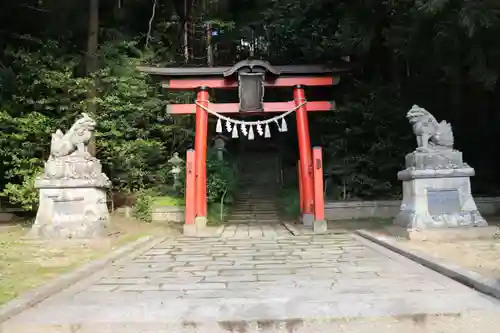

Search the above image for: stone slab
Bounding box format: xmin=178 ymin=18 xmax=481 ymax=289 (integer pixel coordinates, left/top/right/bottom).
xmin=356 ymin=230 xmax=500 ymax=302
xmin=3 ymin=233 xmax=500 ymax=331
xmin=4 ymin=314 xmax=500 ymax=333
xmin=152 ymin=206 xmax=184 ymax=223
xmin=183 ymin=224 xmax=223 ymax=238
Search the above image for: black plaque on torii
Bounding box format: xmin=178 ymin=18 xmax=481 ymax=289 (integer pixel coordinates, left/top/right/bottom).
xmin=223 ymin=60 xmax=281 ymax=113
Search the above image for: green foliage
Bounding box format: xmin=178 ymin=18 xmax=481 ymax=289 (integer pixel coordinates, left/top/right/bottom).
xmin=0 ymin=40 xmax=194 ymax=209
xmin=94 ymin=41 xmax=193 ymax=192
xmin=177 ymin=149 xmax=237 ymax=205
xmin=0 ymin=167 xmax=42 ymax=211
xmin=133 ymin=193 xmax=185 ymax=223
xmin=152 ymin=196 xmax=185 ymax=207
xmin=132 ymin=189 xmax=159 ymax=223
xmin=0 ymin=43 xmax=88 ymax=209
xmin=319 ymin=80 xmax=413 ymax=200
xmin=207 ymin=202 xmax=232 ymax=225
xmin=279 ymin=187 xmax=300 ymax=218
xmin=206 ymin=150 xmax=237 ymax=204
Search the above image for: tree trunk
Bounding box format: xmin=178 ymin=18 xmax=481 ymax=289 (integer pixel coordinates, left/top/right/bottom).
xmin=182 ymin=0 xmax=190 ymax=63
xmin=86 ymin=0 xmax=99 ymax=76
xmin=206 ymin=22 xmax=213 ymax=66
xmin=86 ymin=0 xmax=99 ymax=156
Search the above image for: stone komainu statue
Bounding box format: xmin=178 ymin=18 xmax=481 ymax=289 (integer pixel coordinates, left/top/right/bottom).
xmin=50 ymin=113 xmax=96 ymax=157
xmin=31 ymin=112 xmax=110 ymax=240
xmin=406 ymin=105 xmax=454 ymax=151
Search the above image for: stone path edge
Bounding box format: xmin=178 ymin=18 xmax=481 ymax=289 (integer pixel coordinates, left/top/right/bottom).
xmin=0 ymin=235 xmax=157 ymax=323
xmin=282 ymin=222 xmax=332 ymax=236
xmin=282 ymin=222 xmax=301 ymax=235
xmin=356 ymin=229 xmax=500 ymax=301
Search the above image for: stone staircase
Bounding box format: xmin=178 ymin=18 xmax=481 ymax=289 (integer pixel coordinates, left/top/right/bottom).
xmin=228 ymin=153 xmax=282 ymax=224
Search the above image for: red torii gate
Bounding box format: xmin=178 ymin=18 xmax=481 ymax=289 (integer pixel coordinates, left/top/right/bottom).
xmin=139 ymin=60 xmax=349 ymax=232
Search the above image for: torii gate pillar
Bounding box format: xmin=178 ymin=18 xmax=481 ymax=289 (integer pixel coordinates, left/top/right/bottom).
xmin=194 ymin=87 xmax=209 ymax=226
xmin=294 ymin=85 xmax=314 ymax=225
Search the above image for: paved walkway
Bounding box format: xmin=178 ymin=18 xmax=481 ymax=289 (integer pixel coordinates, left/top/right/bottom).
xmin=3 ymin=233 xmax=500 ymax=332
xmin=220 ymin=223 xmax=292 ymax=238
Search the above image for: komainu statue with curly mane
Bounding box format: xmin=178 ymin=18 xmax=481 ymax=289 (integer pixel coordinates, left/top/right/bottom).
xmin=394 ymin=104 xmax=487 ymax=232
xmin=30 ymin=113 xmax=110 ymax=239
xmin=50 ymin=112 xmax=96 ymax=157
xmin=406 ymin=105 xmax=454 ymax=151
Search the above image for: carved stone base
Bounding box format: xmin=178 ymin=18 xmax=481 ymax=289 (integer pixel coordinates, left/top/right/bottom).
xmin=42 ymin=154 xmax=110 ymax=187
xmin=405 ymin=150 xmax=465 ymax=170
xmin=29 ymin=184 xmax=109 ymax=239
xmin=395 ymin=166 xmax=487 ymax=230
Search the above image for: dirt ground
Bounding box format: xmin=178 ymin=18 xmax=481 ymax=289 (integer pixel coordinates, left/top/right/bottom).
xmin=0 ymin=214 xmax=181 ymax=305
xmin=351 ymin=218 xmax=500 ymax=280
xmin=401 ymin=238 xmax=500 ymax=279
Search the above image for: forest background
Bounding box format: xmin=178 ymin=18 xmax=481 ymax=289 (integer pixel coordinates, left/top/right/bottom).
xmin=1 ymin=0 xmax=500 ymax=212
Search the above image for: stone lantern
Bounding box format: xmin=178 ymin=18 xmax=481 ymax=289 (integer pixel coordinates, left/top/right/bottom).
xmin=213 ymin=134 xmax=228 ymax=161
xmin=168 ymin=152 xmax=184 ymax=190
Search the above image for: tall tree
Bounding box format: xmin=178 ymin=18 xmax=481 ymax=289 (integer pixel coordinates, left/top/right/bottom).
xmin=173 ymin=0 xmax=194 ymax=63
xmin=86 ymin=0 xmax=99 ymax=156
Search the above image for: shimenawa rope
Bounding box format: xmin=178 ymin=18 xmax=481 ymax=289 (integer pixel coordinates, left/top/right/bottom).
xmin=195 ymin=101 xmax=307 ymax=140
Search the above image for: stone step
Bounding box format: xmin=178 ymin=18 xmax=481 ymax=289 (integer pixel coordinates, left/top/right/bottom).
xmin=229 ymin=215 xmax=281 ymax=220
xmin=234 ymin=193 xmax=278 ymax=196
xmin=230 ymin=208 xmax=279 ymax=212
xmin=230 ymin=211 xmax=280 ymax=214
xmin=237 ymin=193 xmax=277 ymax=196
xmin=239 ymin=186 xmax=276 ymax=188
xmin=233 ymin=207 xmax=278 ymax=210
xmin=231 ymin=213 xmax=280 ymax=216
xmin=237 ymin=188 xmax=278 ymax=191
xmin=232 ymin=201 xmax=280 ymax=205
xmin=233 ymin=204 xmax=279 ymax=207
xmin=9 ymin=311 xmax=498 ymax=332
xmin=238 ymin=188 xmax=277 ymax=190
xmin=227 ymin=219 xmax=281 ymax=224
xmin=234 ymin=196 xmax=278 ymax=198
xmin=231 ymin=208 xmax=278 ymax=211
xmin=232 ymin=155 xmax=282 ymax=224
xmin=239 ymin=176 xmax=276 ymax=178
xmin=228 ymin=215 xmax=280 ymax=219
xmin=231 ymin=208 xmax=279 ymax=212
xmin=233 ymin=202 xmax=278 ymax=205
xmin=231 ymin=208 xmax=279 ymax=211
xmin=232 ymin=203 xmax=278 ymax=206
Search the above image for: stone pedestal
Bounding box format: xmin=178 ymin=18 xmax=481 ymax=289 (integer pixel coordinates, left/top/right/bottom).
xmin=395 ymin=150 xmax=487 ymax=230
xmin=29 ymin=154 xmax=111 ymax=239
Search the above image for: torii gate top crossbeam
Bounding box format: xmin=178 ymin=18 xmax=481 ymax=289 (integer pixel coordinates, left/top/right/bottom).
xmin=138 ymin=59 xmax=351 ymax=114
xmin=138 ymin=64 xmax=350 ymax=78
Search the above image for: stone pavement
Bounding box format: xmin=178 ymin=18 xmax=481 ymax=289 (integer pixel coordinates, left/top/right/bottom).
xmin=220 ymin=223 xmax=292 ymax=238
xmin=3 ymin=233 xmax=500 ymax=332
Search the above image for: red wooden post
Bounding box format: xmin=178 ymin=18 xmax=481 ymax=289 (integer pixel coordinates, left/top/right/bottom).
xmin=313 ymin=147 xmax=325 ymax=222
xmin=194 ymin=87 xmax=209 ymax=219
xmin=185 ymin=149 xmax=196 ymax=225
xmin=298 ymin=161 xmax=304 ymax=215
xmin=293 ymin=85 xmax=314 ymax=225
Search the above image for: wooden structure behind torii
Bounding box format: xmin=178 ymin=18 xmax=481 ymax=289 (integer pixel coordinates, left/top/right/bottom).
xmin=139 ymin=60 xmax=350 ymax=230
